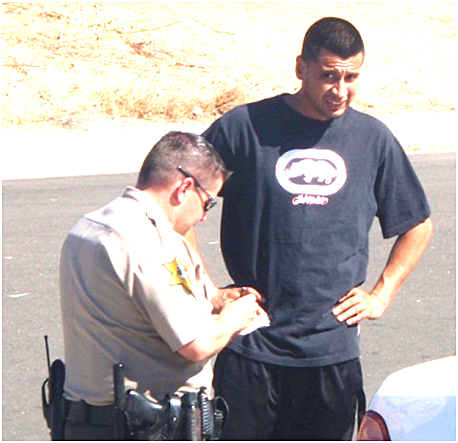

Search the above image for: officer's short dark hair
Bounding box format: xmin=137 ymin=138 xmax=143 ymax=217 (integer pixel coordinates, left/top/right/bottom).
xmin=137 ymin=131 xmax=229 ymax=189
xmin=301 ymin=17 xmax=365 ymax=62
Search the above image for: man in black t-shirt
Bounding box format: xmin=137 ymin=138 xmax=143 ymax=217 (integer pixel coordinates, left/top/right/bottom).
xmin=200 ymin=17 xmax=433 ymax=440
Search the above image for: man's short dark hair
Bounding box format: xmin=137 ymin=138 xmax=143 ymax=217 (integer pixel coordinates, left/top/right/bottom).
xmin=137 ymin=131 xmax=230 ymax=189
xmin=301 ymin=17 xmax=365 ymax=62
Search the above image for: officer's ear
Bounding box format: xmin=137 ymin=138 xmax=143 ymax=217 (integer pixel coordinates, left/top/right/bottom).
xmin=173 ymin=177 xmax=193 ymax=206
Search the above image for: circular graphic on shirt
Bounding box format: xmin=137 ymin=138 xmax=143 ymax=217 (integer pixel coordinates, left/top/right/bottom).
xmin=276 ymin=149 xmax=347 ymax=196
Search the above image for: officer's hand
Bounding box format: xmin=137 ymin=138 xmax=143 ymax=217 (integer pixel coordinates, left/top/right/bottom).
xmin=219 ymin=294 xmax=265 ymax=333
xmin=212 ymin=286 xmax=264 ymax=313
xmin=332 ymin=287 xmax=390 ymax=325
xmin=221 ymin=286 xmax=264 ymax=302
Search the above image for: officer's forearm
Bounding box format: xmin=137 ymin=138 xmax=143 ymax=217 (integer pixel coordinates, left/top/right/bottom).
xmin=177 ymin=296 xmax=261 ymax=362
xmin=176 ymin=318 xmax=236 ymax=362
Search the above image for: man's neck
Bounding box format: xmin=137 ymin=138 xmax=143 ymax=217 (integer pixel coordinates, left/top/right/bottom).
xmin=283 ymin=93 xmax=333 ymax=122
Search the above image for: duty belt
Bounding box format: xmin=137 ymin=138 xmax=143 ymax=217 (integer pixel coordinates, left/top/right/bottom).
xmin=65 ymin=399 xmax=116 ymax=427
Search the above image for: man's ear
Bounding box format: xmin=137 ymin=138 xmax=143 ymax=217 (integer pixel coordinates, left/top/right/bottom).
xmin=295 ymin=55 xmax=308 ymax=81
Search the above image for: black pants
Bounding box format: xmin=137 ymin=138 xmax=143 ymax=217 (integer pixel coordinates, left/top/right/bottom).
xmin=213 ymin=348 xmax=365 ymax=441
xmin=63 ymin=400 xmax=125 ymax=440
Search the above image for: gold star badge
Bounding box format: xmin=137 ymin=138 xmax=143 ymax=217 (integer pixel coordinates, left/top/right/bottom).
xmin=163 ymin=257 xmax=193 ymax=294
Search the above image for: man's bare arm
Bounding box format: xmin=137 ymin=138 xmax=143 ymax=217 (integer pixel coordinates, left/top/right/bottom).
xmin=333 ymin=217 xmax=433 ymax=325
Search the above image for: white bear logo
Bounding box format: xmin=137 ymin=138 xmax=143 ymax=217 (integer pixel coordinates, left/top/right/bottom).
xmin=285 ymin=158 xmax=338 ymax=184
xmin=276 ymin=149 xmax=347 ymax=196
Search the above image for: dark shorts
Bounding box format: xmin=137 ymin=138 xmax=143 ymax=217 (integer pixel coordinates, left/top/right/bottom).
xmin=213 ymin=348 xmax=365 ymax=441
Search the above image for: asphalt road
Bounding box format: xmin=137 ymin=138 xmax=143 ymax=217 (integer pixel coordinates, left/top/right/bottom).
xmin=2 ymin=152 xmax=456 ymax=441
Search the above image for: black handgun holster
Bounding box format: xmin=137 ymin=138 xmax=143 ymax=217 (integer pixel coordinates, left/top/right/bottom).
xmin=113 ymin=364 xmax=229 ymax=440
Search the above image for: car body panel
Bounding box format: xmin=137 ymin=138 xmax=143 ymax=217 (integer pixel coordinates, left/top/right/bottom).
xmin=367 ymin=356 xmax=456 ymax=441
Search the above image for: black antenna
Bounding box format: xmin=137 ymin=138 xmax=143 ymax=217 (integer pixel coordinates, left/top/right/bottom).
xmin=44 ymin=335 xmax=51 ymax=375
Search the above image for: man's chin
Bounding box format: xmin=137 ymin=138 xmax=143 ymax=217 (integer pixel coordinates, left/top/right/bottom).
xmin=326 ymin=107 xmax=348 ymax=119
xmin=321 ymin=99 xmax=350 ymax=119
xmin=314 ymin=103 xmax=348 ymax=120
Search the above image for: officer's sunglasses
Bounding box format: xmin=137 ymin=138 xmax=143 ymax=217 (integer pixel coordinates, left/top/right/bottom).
xmin=177 ymin=166 xmax=218 ymax=212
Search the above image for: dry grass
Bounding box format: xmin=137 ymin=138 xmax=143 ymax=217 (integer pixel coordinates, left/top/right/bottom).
xmin=2 ymin=2 xmax=456 ymax=130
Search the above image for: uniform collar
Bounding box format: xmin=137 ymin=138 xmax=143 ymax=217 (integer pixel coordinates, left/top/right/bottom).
xmin=122 ymin=186 xmax=171 ymax=230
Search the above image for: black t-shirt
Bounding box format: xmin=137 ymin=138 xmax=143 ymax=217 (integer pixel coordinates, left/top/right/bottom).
xmin=203 ymin=95 xmax=430 ymax=367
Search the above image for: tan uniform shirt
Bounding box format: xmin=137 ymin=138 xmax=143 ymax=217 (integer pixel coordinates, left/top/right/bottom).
xmin=60 ymin=187 xmax=217 ymax=405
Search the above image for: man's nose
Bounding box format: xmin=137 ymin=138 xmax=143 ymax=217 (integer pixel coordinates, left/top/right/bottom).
xmin=332 ymin=79 xmax=347 ymax=97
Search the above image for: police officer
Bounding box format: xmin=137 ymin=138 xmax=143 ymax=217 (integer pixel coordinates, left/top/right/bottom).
xmin=59 ymin=131 xmax=264 ymax=440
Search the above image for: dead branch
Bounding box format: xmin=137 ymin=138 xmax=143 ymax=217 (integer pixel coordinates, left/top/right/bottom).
xmin=3 ymin=64 xmax=42 ymax=68
xmin=115 ymin=21 xmax=182 ymax=34
xmin=189 ymin=17 xmax=235 ymax=35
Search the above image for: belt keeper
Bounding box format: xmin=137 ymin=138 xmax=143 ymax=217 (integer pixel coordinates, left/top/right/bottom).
xmin=85 ymin=402 xmax=91 ymax=424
